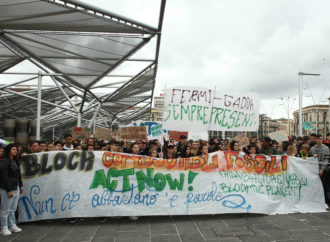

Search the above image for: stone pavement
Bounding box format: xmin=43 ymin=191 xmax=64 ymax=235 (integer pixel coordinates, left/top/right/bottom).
xmin=1 ymin=212 xmax=330 ymax=242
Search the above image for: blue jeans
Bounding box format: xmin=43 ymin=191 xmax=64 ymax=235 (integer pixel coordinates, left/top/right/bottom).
xmin=0 ymin=186 xmax=20 ymax=228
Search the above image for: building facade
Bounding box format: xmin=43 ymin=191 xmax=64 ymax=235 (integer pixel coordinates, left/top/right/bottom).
xmin=150 ymin=94 xmax=164 ymax=122
xmin=293 ymin=105 xmax=329 ymax=137
xmin=258 ymin=114 xmax=278 ymax=138
xmin=275 ymin=118 xmax=294 ymax=136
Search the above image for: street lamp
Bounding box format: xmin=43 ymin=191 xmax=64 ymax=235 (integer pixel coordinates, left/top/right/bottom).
xmin=297 ymin=72 xmax=320 ymax=136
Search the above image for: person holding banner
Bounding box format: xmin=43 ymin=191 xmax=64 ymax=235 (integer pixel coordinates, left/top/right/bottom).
xmin=229 ymin=140 xmax=240 ymax=152
xmin=181 ymin=145 xmax=192 ymax=158
xmin=197 ymin=143 xmax=209 ymax=157
xmin=296 ymin=144 xmax=311 ymax=159
xmin=287 ymin=145 xmax=298 ymax=157
xmin=310 ymin=134 xmax=330 ymax=209
xmin=0 ymin=144 xmax=23 ymax=236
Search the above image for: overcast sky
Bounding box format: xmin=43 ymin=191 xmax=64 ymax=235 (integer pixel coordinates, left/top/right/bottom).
xmin=6 ymin=0 xmax=329 ymax=120
xmin=84 ymin=0 xmax=330 ymax=119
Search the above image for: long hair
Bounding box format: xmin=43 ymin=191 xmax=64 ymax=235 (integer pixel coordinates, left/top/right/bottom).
xmin=286 ymin=145 xmax=296 ymax=156
xmin=4 ymin=143 xmax=18 ymax=158
xmin=229 ymin=140 xmax=238 ymax=151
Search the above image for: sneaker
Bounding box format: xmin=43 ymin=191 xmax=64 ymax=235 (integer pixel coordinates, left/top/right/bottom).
xmin=9 ymin=225 xmax=22 ymax=233
xmin=1 ymin=227 xmax=12 ymax=236
xmin=129 ymin=216 xmax=139 ymax=221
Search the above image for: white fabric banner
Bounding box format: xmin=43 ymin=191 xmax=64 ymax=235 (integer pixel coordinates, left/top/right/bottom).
xmin=18 ymin=151 xmax=326 ymax=222
xmin=162 ymin=86 xmax=259 ymax=132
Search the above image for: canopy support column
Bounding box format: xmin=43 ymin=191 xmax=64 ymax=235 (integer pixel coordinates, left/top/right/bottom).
xmin=36 ymin=72 xmax=42 ymax=140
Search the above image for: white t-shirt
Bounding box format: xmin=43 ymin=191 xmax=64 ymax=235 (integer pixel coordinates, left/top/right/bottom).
xmin=63 ymin=144 xmax=74 ymax=150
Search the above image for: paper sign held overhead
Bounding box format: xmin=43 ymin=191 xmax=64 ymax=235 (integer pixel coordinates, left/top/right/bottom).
xmin=162 ymin=86 xmax=259 ymax=132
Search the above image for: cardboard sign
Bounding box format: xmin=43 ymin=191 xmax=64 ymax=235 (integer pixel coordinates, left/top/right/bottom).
xmin=95 ymin=126 xmax=112 ymax=141
xmin=72 ymin=127 xmax=91 ymax=140
xmin=169 ymin=131 xmax=188 ymax=141
xmin=268 ymin=130 xmax=288 ymax=142
xmin=120 ymin=126 xmax=147 ymax=140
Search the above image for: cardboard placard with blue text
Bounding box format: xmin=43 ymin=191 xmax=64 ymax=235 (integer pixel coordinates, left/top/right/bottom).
xmin=18 ymin=150 xmax=326 ymax=222
xmin=162 ymin=86 xmax=259 ymax=132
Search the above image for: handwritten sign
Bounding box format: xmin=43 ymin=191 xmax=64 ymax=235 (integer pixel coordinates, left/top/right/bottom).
xmin=188 ymin=131 xmax=209 ymax=141
xmin=72 ymin=127 xmax=91 ymax=140
xmin=120 ymin=126 xmax=147 ymax=140
xmin=18 ymin=151 xmax=326 ymax=222
xmin=169 ymin=131 xmax=188 ymax=142
xmin=268 ymin=130 xmax=288 ymax=142
xmin=162 ymin=86 xmax=259 ymax=132
xmin=95 ymin=126 xmax=112 ymax=141
xmin=150 ymin=123 xmax=163 ymax=137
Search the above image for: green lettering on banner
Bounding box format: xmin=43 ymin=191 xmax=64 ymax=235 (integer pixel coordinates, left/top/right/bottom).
xmin=89 ymin=170 xmax=108 ymax=189
xmin=221 ymin=109 xmax=230 ymax=127
xmin=117 ymin=168 xmax=135 ymax=192
xmin=136 ymin=168 xmax=154 ymax=193
xmin=215 ymin=108 xmax=224 ymax=125
xmin=173 ymin=104 xmax=179 ymax=120
xmin=181 ymin=105 xmax=190 ymax=120
xmin=163 ymin=104 xmax=171 ymax=121
xmin=197 ymin=105 xmax=203 ymax=121
xmin=165 ymin=173 xmax=185 ymax=191
xmin=154 ymin=173 xmax=166 ymax=191
xmin=203 ymin=106 xmax=209 ymax=124
xmin=228 ymin=111 xmax=237 ymax=129
xmin=241 ymin=113 xmax=250 ymax=127
xmin=107 ymin=168 xmax=119 ymax=191
xmin=191 ymin=105 xmax=197 ymax=121
xmin=235 ymin=112 xmax=244 ymax=128
xmin=209 ymin=107 xmax=217 ymax=124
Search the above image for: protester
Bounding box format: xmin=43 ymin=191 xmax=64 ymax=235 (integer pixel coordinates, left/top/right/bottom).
xmin=0 ymin=144 xmax=23 ymax=236
xmin=73 ymin=143 xmax=82 ymax=150
xmin=310 ymin=134 xmax=330 ymax=208
xmin=197 ymin=143 xmax=208 ymax=157
xmin=109 ymin=140 xmax=119 ymax=152
xmin=177 ymin=135 xmax=187 ymax=153
xmin=63 ymin=134 xmax=74 ymax=150
xmin=181 ymin=145 xmax=192 ymax=157
xmin=190 ymin=141 xmax=199 ymax=156
xmin=310 ymin=133 xmax=317 ymax=148
xmin=47 ymin=143 xmax=55 ymax=151
xmin=138 ymin=140 xmax=148 ymax=155
xmin=28 ymin=140 xmax=40 ymax=154
xmin=287 ymin=145 xmax=297 ymax=156
xmin=296 ymin=144 xmax=310 ymax=159
xmin=247 ymin=144 xmax=257 ymax=156
xmin=149 ymin=149 xmax=159 ymax=158
xmin=54 ymin=141 xmax=63 ymax=151
xmin=325 ymin=132 xmax=330 ymax=150
xmin=163 ymin=143 xmax=176 ymax=159
xmin=39 ymin=141 xmax=47 ymax=152
xmin=130 ymin=143 xmax=140 ymax=155
xmin=99 ymin=143 xmax=108 ymax=151
xmin=260 ymin=137 xmax=279 ymax=156
xmin=229 ymin=140 xmax=239 ymax=152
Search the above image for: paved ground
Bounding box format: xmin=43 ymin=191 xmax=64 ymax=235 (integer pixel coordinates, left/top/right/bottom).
xmin=1 ymin=212 xmax=330 ymax=242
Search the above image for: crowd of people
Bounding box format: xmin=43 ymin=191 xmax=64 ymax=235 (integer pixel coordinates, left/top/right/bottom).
xmin=0 ymin=132 xmax=329 ymax=236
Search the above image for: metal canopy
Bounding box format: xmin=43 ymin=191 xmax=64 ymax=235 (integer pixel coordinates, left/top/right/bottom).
xmin=0 ymin=0 xmax=166 ymax=140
